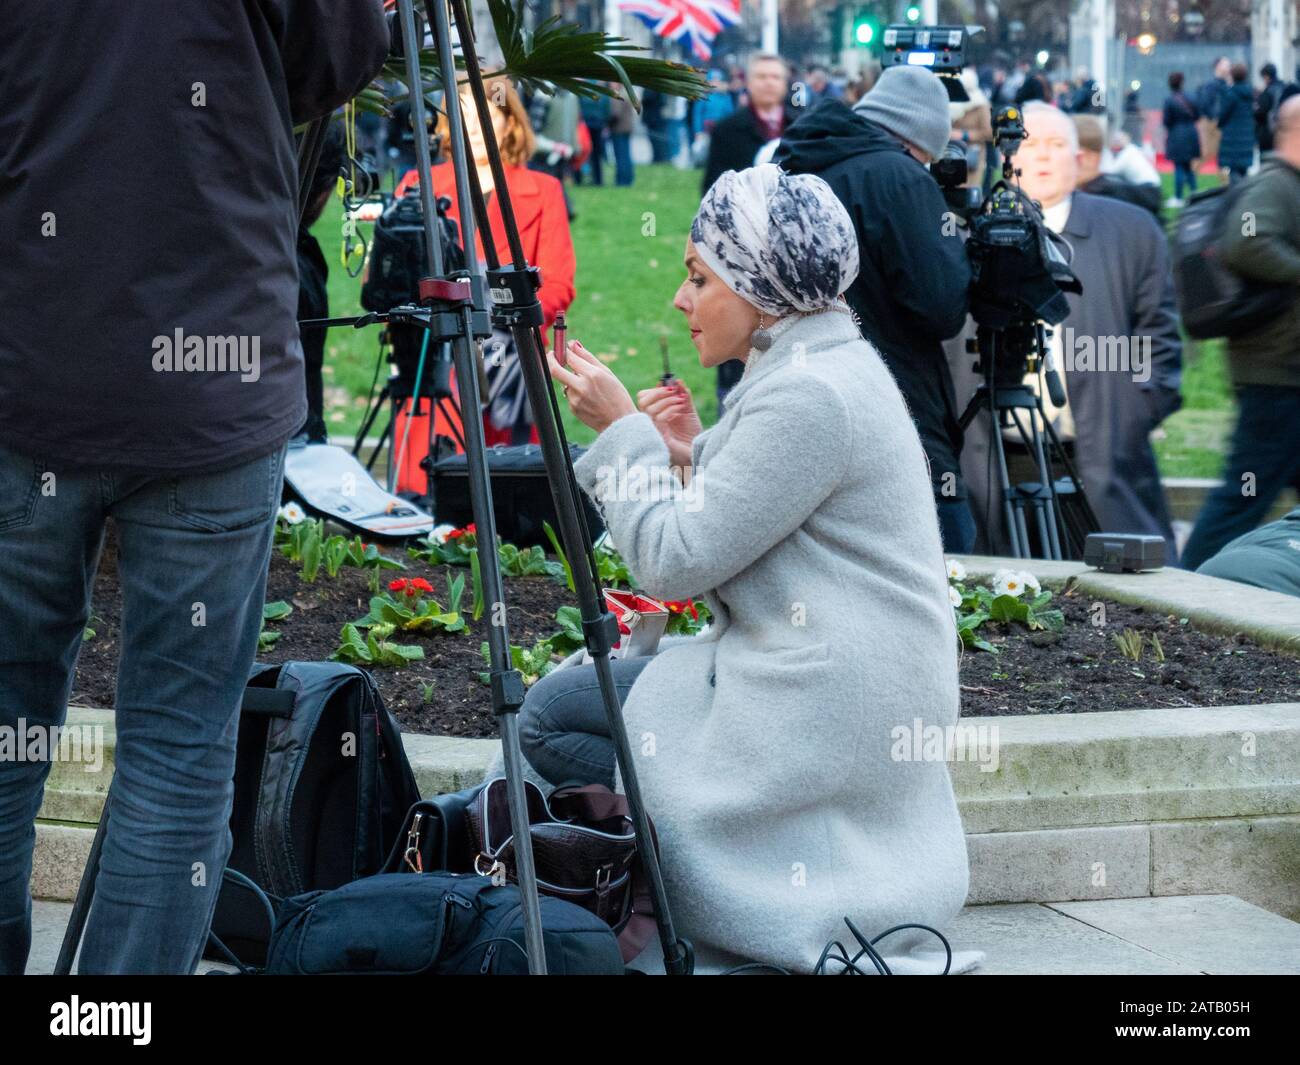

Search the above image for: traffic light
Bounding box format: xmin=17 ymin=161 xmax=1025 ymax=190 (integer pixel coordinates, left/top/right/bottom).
xmin=852 ymin=6 xmax=879 ymax=47
xmin=905 ymin=4 xmax=921 ymax=22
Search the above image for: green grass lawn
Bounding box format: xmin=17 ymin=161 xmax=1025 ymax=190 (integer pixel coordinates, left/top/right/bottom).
xmin=311 ymin=163 xmax=1234 ymax=477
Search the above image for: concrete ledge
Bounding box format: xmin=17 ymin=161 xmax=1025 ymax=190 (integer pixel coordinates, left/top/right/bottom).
xmin=953 ymin=703 xmax=1300 ymax=833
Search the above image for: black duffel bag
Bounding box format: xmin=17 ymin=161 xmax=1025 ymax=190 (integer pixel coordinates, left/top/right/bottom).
xmin=432 ymin=443 xmax=605 ymax=548
xmin=262 ymin=871 xmax=625 ymax=975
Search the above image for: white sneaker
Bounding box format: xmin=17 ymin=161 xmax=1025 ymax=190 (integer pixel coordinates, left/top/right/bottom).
xmin=1165 ymin=196 xmax=1185 ymax=208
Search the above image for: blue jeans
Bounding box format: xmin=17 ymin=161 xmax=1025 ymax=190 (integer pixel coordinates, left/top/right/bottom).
xmin=610 ymin=132 xmax=634 ymax=187
xmin=1181 ymin=385 xmax=1300 ymax=571
xmin=1174 ymin=162 xmax=1197 ymax=199
xmin=0 ymin=442 xmax=285 ymax=974
xmin=936 ymin=496 xmax=976 ymax=554
xmin=519 ymin=656 xmax=653 ymax=789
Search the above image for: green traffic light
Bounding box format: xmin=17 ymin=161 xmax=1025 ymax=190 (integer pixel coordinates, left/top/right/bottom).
xmin=855 ymin=22 xmax=874 ymax=44
xmin=905 ymin=4 xmax=921 ymax=21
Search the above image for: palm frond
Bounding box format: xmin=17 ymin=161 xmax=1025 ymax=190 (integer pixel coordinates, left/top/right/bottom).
xmin=354 ymin=0 xmax=705 ymax=116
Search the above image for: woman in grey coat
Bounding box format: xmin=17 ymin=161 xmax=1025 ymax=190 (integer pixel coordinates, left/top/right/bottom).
xmin=528 ymin=164 xmax=971 ymax=973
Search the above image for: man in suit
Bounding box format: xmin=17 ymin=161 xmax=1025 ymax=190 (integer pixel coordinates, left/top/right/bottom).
xmin=955 ymin=102 xmax=1183 ymax=557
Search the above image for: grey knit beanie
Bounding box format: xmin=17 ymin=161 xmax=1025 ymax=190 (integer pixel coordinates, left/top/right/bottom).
xmin=853 ymin=66 xmax=952 ymax=160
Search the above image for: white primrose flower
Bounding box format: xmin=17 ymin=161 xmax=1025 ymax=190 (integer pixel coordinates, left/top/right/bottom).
xmin=992 ymin=569 xmax=1026 ymax=598
xmin=1020 ymin=571 xmax=1042 ymax=596
xmin=430 ymin=523 xmax=458 ymax=545
xmin=949 ymin=585 xmax=963 ymax=608
xmin=277 ymin=501 xmax=306 ymax=525
xmin=946 ymin=558 xmax=966 ymax=582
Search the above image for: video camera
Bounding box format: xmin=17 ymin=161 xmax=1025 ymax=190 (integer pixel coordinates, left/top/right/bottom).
xmin=361 ymin=186 xmax=466 ymax=388
xmin=885 ymin=24 xmax=1081 ymax=381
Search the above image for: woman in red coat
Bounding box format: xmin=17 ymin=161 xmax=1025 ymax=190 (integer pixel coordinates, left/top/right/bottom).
xmin=396 ymin=81 xmax=576 ymax=445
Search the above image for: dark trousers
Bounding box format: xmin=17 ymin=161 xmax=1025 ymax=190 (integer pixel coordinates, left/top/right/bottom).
xmin=610 ymin=133 xmax=634 ymax=187
xmin=1174 ymin=162 xmax=1198 ymax=199
xmin=578 ymin=125 xmax=605 ymax=186
xmin=518 ymin=656 xmax=653 ymax=789
xmin=1181 ymin=384 xmax=1300 ymax=570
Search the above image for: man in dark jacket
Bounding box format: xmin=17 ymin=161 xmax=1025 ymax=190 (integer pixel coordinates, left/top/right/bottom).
xmin=955 ymin=102 xmax=1183 ymax=556
xmin=701 ymin=54 xmax=795 ymax=194
xmin=703 ymin=54 xmax=798 ymax=411
xmin=1255 ymin=63 xmax=1285 ymax=153
xmin=1073 ymin=114 xmax=1162 ymax=220
xmin=0 ymin=2 xmax=388 ymax=974
xmin=774 ymin=67 xmax=975 ymax=550
xmin=1217 ymin=62 xmax=1257 ymax=184
xmin=1182 ymin=96 xmax=1300 ymax=570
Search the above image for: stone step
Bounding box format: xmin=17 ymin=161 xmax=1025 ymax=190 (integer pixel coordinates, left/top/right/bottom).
xmin=24 ymin=893 xmax=1300 ymax=975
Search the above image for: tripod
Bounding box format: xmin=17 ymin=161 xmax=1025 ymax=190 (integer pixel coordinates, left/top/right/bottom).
xmin=959 ymin=322 xmax=1099 ymax=560
xmin=350 ymin=332 xmax=465 ymax=495
xmin=424 ymin=0 xmax=692 ymax=974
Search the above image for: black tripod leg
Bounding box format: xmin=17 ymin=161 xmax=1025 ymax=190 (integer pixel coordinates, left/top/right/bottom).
xmin=54 ymin=785 xmax=111 ymax=975
xmin=399 ymin=0 xmax=549 ymax=973
xmin=442 ymin=0 xmax=690 ymax=972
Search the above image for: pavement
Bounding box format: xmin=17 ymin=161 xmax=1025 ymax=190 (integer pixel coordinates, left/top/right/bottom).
xmin=23 ymin=893 xmax=1300 ymax=975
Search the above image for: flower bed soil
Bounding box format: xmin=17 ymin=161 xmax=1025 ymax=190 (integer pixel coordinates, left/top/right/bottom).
xmin=958 ymin=583 xmax=1300 ymax=716
xmin=74 ymin=526 xmax=1299 ymax=735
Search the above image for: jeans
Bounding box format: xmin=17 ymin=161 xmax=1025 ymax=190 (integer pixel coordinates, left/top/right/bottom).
xmin=1181 ymin=385 xmax=1300 ymax=571
xmin=1227 ymin=166 xmax=1249 ymax=186
xmin=936 ymin=496 xmax=977 ymax=554
xmin=1174 ymin=162 xmax=1197 ymax=199
xmin=518 ymin=656 xmax=653 ymax=789
xmin=610 ymin=132 xmax=634 ymax=187
xmin=0 ymin=442 xmax=285 ymax=974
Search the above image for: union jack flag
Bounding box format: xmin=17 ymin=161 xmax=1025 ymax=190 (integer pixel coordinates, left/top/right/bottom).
xmin=617 ymin=0 xmax=741 ymax=62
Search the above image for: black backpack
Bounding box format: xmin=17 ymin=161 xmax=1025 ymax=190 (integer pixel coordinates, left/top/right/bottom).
xmin=261 ymin=871 xmax=625 ymax=975
xmin=206 ymin=662 xmax=422 ymax=966
xmin=1172 ymin=177 xmax=1293 ymax=339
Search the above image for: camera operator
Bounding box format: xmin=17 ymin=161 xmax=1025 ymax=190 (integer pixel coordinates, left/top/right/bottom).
xmin=774 ymin=66 xmax=976 ymax=551
xmin=0 ymin=2 xmax=389 ymax=974
xmin=954 ymin=102 xmax=1182 ymax=555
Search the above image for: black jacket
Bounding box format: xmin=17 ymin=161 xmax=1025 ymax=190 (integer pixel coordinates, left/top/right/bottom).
xmin=702 ymin=104 xmax=797 ymax=193
xmin=0 ymin=2 xmax=388 ymax=473
xmin=773 ymin=101 xmax=972 ymax=490
xmin=1081 ymin=174 xmax=1163 ymax=221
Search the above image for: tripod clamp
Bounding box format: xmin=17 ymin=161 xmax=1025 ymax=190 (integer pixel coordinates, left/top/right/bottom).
xmin=485 ymin=265 xmax=545 ymax=328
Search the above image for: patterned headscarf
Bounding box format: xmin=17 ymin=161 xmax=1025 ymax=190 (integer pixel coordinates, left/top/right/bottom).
xmin=690 ymin=164 xmax=859 ymax=317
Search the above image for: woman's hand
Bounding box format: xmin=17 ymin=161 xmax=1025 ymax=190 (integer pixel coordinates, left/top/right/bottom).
xmin=636 ymin=380 xmax=702 ymax=469
xmin=546 ymin=340 xmax=637 ymax=434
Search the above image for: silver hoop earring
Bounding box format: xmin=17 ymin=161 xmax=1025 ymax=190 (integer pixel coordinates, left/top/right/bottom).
xmin=750 ymin=314 xmax=773 ymax=352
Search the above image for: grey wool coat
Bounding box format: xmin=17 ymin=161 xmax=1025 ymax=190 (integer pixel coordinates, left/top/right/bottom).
xmin=568 ymin=309 xmax=970 ymax=974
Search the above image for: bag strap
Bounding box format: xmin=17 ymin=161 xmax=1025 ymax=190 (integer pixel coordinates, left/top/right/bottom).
xmin=241 ymin=687 xmax=296 ymax=717
xmin=548 ymin=784 xmax=631 ymax=825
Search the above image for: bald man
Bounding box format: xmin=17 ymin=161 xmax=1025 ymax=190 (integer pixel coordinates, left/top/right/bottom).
xmin=953 ymin=101 xmax=1184 ymax=555
xmin=1183 ymin=95 xmax=1300 ymax=569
